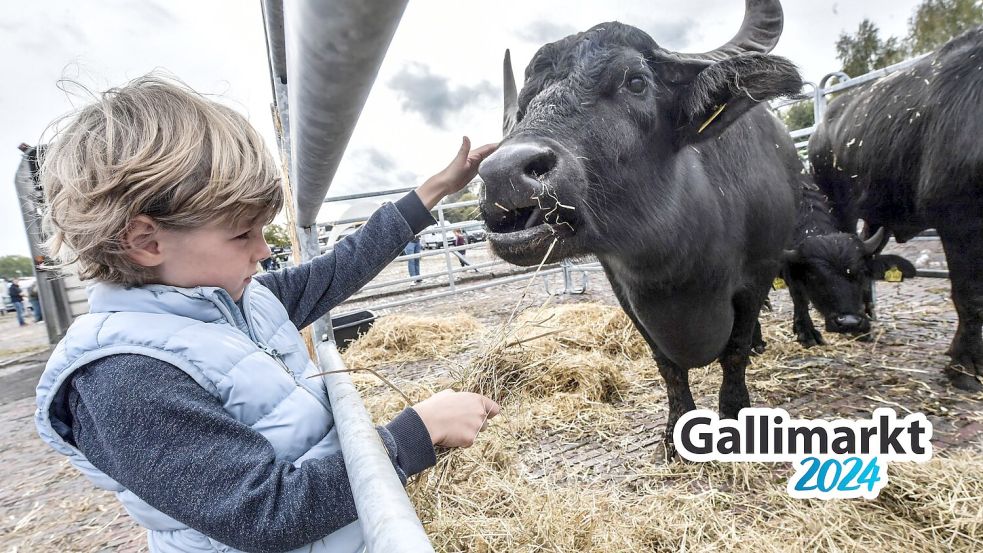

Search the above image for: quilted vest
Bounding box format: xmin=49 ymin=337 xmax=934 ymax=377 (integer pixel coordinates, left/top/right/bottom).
xmin=35 ymin=282 xmax=364 ymax=553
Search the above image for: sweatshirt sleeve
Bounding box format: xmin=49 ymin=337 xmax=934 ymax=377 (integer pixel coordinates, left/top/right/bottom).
xmin=67 ymin=354 xmax=437 ymax=553
xmin=255 ymin=191 xmax=436 ymax=329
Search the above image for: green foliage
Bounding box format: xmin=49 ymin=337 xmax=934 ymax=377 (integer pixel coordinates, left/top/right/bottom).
xmin=835 ymin=19 xmax=909 ymax=77
xmin=781 ymin=100 xmax=815 ymax=131
xmin=908 ymin=0 xmax=983 ymax=54
xmin=836 ymin=2 xmax=982 ymax=79
xmin=263 ymin=223 xmax=291 ymax=249
xmin=0 ymin=255 xmax=34 ymax=280
xmin=441 ymin=190 xmax=481 ymax=224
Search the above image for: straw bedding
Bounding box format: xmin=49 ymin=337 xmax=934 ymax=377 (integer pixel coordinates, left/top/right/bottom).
xmin=341 ymin=302 xmax=983 ymax=552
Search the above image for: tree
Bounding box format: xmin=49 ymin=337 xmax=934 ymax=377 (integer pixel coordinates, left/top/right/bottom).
xmin=263 ymin=223 xmax=291 ymax=249
xmin=835 ymin=19 xmax=909 ymax=77
xmin=441 ymin=190 xmax=481 ymax=223
xmin=908 ymin=0 xmax=983 ymax=55
xmin=0 ymin=255 xmax=34 ymax=280
xmin=781 ymin=100 xmax=815 ymax=130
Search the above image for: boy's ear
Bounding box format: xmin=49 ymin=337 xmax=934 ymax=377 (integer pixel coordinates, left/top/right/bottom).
xmin=675 ymin=53 xmax=802 ymax=144
xmin=124 ymin=215 xmax=165 ymax=268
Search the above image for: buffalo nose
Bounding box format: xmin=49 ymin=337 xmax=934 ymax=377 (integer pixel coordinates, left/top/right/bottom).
xmin=835 ymin=314 xmax=864 ymax=329
xmin=479 ymin=142 xmax=557 ymax=207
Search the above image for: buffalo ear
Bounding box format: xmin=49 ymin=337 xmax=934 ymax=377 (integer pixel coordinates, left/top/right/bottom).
xmin=870 ymin=254 xmax=918 ymax=280
xmin=676 ymin=53 xmax=802 ymax=144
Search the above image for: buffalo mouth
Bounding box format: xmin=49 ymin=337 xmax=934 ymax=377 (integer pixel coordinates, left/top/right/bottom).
xmin=824 ymin=315 xmax=872 ymax=335
xmin=484 ymin=200 xmax=578 ymax=265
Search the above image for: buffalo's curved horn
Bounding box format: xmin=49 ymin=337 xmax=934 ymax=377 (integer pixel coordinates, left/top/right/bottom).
xmin=675 ymin=0 xmax=784 ymax=62
xmin=782 ymin=248 xmax=802 ymax=264
xmin=862 ymin=227 xmax=887 ymax=256
xmin=503 ymin=49 xmax=519 ymax=137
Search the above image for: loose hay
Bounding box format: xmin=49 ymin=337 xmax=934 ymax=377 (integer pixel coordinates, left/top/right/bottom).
xmin=341 ymin=313 xmax=485 ymax=370
xmin=351 ymin=302 xmax=983 ymax=552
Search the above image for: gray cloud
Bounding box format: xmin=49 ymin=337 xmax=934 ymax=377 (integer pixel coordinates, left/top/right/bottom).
xmin=388 ymin=63 xmax=495 ymax=128
xmin=330 ymin=148 xmax=418 ymax=197
xmin=514 ymin=21 xmax=579 ymax=44
xmin=364 ymin=148 xmax=397 ymax=172
xmin=637 ymin=18 xmax=696 ymax=50
xmin=512 ymin=17 xmax=694 ymax=50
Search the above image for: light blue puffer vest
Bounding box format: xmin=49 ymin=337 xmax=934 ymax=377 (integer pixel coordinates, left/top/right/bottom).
xmin=35 ymin=282 xmax=364 ymax=553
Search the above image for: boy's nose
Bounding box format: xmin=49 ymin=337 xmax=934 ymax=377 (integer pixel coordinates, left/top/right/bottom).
xmin=256 ymin=238 xmax=272 ymax=261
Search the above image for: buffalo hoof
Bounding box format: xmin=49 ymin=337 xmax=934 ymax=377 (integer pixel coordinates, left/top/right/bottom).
xmin=945 ymin=365 xmax=983 ymax=392
xmin=795 ymin=328 xmax=825 ymax=348
xmin=947 ymin=337 xmax=983 ymax=377
xmin=660 ymin=434 xmax=679 ymax=462
xmin=751 ymin=335 xmax=767 ymax=355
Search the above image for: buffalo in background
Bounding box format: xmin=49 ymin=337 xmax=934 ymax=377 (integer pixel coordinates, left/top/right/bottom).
xmin=478 ymin=0 xmax=804 ymax=451
xmin=809 ymin=27 xmax=983 ymax=390
xmin=782 ymin=182 xmax=916 ymax=347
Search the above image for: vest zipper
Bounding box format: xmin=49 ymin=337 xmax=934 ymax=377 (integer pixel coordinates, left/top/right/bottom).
xmin=239 ymin=287 xmax=332 ymax=412
xmin=257 ymin=343 xmax=294 ymax=379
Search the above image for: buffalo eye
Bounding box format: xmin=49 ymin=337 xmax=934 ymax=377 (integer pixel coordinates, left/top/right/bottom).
xmin=626 ymin=76 xmax=646 ymax=94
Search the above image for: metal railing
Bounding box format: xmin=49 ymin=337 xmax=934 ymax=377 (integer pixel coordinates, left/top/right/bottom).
xmin=261 ymin=1 xmax=434 ymax=551
xmin=317 ymin=342 xmax=434 ymax=552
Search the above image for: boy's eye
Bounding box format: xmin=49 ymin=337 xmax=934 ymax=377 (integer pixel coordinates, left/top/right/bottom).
xmin=235 ymin=231 xmax=251 ymax=240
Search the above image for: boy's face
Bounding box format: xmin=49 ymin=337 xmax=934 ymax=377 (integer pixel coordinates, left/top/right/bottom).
xmin=154 ymin=220 xmax=272 ymax=301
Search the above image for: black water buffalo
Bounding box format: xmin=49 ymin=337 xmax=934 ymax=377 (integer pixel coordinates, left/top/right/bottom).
xmin=478 ymin=0 xmax=804 ymax=450
xmin=809 ymin=27 xmax=983 ymax=391
xmin=782 ymin=183 xmax=916 ymax=347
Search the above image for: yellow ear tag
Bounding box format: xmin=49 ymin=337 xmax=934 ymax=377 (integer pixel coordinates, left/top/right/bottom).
xmin=773 ymin=277 xmax=787 ymax=289
xmin=884 ymin=266 xmax=903 ymax=283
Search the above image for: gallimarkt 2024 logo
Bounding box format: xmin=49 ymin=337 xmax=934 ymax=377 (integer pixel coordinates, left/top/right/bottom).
xmin=672 ymin=408 xmax=933 ymax=499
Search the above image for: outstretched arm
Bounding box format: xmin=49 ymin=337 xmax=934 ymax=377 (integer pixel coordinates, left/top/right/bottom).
xmin=256 ymin=137 xmax=497 ymax=328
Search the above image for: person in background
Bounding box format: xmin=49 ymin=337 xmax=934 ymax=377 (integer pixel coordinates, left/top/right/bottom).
xmin=404 ymin=235 xmax=422 ymax=284
xmin=453 ymin=229 xmax=478 ymax=272
xmin=8 ymin=280 xmax=26 ymax=326
xmin=28 ymin=283 xmax=43 ymax=323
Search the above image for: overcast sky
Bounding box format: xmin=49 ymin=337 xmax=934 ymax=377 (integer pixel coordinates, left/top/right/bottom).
xmin=0 ymin=0 xmax=924 ymax=257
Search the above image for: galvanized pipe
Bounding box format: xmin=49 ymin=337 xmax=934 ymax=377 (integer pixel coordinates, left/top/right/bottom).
xmin=13 ymin=151 xmax=74 ymax=343
xmin=820 ymin=54 xmax=929 ymax=96
xmin=260 ymin=0 xmax=287 ymax=85
xmin=267 ymin=3 xmax=433 ymax=551
xmin=283 ymin=0 xmax=408 ymax=227
xmin=317 ymin=342 xmax=435 ymax=552
xmin=346 ymin=266 xmax=570 ymax=312
xmin=323 ymin=186 xmax=417 ymax=204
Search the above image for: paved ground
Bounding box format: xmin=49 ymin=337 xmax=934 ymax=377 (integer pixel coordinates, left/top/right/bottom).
xmin=2 ymin=237 xmax=980 ymax=551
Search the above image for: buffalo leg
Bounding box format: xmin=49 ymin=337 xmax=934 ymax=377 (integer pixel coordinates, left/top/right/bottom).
xmin=655 ymin=352 xmax=697 ymax=458
xmin=788 ymin=278 xmax=825 ymax=347
xmin=751 ymin=320 xmax=766 ymax=355
xmin=937 ymin=226 xmax=983 ymax=391
xmin=719 ymin=287 xmax=767 ymax=418
xmin=604 ymin=272 xmax=695 ymax=458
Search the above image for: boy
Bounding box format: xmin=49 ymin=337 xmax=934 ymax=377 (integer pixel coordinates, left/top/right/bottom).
xmin=35 ymin=75 xmax=499 ymax=553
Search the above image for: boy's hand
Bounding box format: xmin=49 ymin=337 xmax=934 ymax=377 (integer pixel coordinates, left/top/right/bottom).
xmin=412 ymin=389 xmax=501 ymax=448
xmin=415 ymin=137 xmax=499 ymax=209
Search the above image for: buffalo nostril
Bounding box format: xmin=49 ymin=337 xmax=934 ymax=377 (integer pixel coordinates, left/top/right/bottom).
xmin=835 ymin=314 xmax=863 ymax=328
xmin=523 ymin=150 xmax=557 ymax=180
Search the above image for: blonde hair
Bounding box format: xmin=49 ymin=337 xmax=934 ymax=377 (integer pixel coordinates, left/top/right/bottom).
xmin=41 ymin=73 xmax=283 ymax=286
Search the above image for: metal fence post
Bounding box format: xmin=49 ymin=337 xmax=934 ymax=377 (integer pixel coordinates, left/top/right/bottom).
xmin=262 ymin=2 xmax=435 ymax=550
xmin=436 ymin=203 xmax=456 ymax=291
xmin=317 ymin=342 xmax=435 ymax=552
